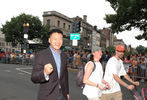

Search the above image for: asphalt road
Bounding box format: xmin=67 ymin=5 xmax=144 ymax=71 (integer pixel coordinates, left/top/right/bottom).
xmin=0 ymin=63 xmax=87 ymax=100
xmin=0 ymin=63 xmax=146 ymax=100
xmin=0 ymin=63 xmax=38 ymax=100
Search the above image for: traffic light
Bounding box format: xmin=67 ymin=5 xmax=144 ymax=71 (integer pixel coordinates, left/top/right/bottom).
xmin=75 ymin=21 xmax=81 ymax=33
xmin=71 ymin=22 xmax=76 ymax=33
xmin=71 ymin=21 xmax=81 ymax=33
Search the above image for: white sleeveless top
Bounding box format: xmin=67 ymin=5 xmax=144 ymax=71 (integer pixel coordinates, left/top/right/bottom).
xmin=83 ymin=61 xmax=103 ymax=98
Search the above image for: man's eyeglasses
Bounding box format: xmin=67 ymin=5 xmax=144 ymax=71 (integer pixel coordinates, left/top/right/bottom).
xmin=117 ymin=50 xmax=125 ymax=53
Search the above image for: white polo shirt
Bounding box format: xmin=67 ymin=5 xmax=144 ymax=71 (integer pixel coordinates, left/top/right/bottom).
xmin=103 ymin=56 xmax=126 ymax=94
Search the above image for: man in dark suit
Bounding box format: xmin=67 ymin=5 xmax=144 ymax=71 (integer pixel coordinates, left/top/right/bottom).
xmin=31 ymin=29 xmax=69 ymax=100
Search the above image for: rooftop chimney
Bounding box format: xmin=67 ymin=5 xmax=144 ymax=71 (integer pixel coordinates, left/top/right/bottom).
xmin=94 ymin=25 xmax=97 ymax=30
xmin=83 ymin=15 xmax=87 ymax=22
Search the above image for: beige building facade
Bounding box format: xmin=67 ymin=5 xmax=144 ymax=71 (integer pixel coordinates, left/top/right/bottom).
xmin=73 ymin=15 xmax=93 ymax=50
xmin=113 ymin=37 xmax=126 ymax=47
xmin=0 ymin=30 xmax=21 ymax=52
xmin=43 ymin=11 xmax=72 ymax=46
xmin=92 ymin=26 xmax=101 ymax=52
xmin=42 ymin=11 xmax=117 ymax=51
xmin=42 ymin=11 xmax=93 ymax=50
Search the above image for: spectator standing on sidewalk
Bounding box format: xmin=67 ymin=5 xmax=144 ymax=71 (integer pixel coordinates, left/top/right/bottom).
xmin=87 ymin=50 xmax=91 ymax=62
xmin=83 ymin=47 xmax=110 ymax=100
xmin=75 ymin=52 xmax=81 ymax=69
xmin=72 ymin=51 xmax=78 ymax=68
xmin=31 ymin=29 xmax=69 ymax=100
xmin=130 ymin=55 xmax=138 ymax=81
xmin=101 ymin=45 xmax=139 ymax=100
xmin=81 ymin=51 xmax=88 ymax=66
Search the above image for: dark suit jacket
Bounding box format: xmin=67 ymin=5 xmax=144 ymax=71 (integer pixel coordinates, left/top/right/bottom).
xmin=31 ymin=47 xmax=69 ymax=100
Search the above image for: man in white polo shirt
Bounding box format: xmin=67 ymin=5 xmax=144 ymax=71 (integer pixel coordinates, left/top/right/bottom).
xmin=101 ymin=45 xmax=139 ymax=100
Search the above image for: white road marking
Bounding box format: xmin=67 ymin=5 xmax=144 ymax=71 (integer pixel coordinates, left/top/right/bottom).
xmin=18 ymin=72 xmax=25 ymax=75
xmin=4 ymin=70 xmax=11 ymax=72
xmin=16 ymin=67 xmax=32 ymax=75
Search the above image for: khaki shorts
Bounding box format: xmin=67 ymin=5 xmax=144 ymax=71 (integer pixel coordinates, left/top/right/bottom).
xmin=101 ymin=91 xmax=122 ymax=100
xmin=88 ymin=97 xmax=100 ymax=100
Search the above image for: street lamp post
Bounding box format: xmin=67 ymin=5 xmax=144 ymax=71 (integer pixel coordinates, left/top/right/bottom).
xmin=23 ymin=22 xmax=29 ymax=53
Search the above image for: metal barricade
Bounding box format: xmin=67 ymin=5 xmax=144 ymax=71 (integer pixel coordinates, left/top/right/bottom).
xmin=132 ymin=64 xmax=147 ymax=81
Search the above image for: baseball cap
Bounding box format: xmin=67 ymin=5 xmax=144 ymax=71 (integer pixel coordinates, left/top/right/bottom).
xmin=92 ymin=47 xmax=102 ymax=53
xmin=116 ymin=45 xmax=125 ymax=52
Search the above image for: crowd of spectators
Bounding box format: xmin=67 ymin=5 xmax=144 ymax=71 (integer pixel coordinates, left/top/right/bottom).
xmin=65 ymin=50 xmax=110 ymax=69
xmin=0 ymin=51 xmax=35 ymax=65
xmin=65 ymin=50 xmax=147 ymax=82
xmin=0 ymin=49 xmax=146 ymax=82
xmin=123 ymin=54 xmax=147 ymax=82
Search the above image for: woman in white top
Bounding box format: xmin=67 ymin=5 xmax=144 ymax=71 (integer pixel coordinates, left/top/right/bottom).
xmin=83 ymin=47 xmax=110 ymax=100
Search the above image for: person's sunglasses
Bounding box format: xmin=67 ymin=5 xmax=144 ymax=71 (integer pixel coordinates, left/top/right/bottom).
xmin=117 ymin=50 xmax=125 ymax=53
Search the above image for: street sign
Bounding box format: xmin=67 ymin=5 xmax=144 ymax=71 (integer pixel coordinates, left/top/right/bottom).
xmin=23 ymin=49 xmax=26 ymax=53
xmin=72 ymin=40 xmax=78 ymax=46
xmin=70 ymin=33 xmax=80 ymax=40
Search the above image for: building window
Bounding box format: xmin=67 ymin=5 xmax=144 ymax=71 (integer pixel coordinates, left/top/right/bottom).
xmin=63 ymin=23 xmax=66 ymax=29
xmin=2 ymin=43 xmax=5 ymax=46
xmin=47 ymin=19 xmax=50 ymax=25
xmin=68 ymin=25 xmax=70 ymax=30
xmin=8 ymin=42 xmax=10 ymax=46
xmin=57 ymin=20 xmax=60 ymax=27
xmin=12 ymin=49 xmax=15 ymax=53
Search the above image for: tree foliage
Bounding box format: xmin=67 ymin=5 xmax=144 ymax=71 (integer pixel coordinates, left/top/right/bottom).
xmin=106 ymin=46 xmax=115 ymax=56
xmin=1 ymin=13 xmax=43 ymax=46
xmin=105 ymin=0 xmax=147 ymax=40
xmin=124 ymin=50 xmax=135 ymax=56
xmin=136 ymin=45 xmax=146 ymax=54
xmin=41 ymin=24 xmax=50 ymax=45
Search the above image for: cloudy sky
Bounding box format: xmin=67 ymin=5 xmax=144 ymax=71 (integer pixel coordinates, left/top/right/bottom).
xmin=0 ymin=0 xmax=147 ymax=48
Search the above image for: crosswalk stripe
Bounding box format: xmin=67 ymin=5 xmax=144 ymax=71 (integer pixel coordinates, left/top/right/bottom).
xmin=16 ymin=68 xmax=32 ymax=75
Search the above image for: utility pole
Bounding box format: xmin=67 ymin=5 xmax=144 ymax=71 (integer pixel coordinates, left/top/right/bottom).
xmin=23 ymin=22 xmax=29 ymax=53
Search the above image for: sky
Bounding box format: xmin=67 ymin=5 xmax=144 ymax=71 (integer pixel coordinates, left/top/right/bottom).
xmin=0 ymin=0 xmax=147 ymax=48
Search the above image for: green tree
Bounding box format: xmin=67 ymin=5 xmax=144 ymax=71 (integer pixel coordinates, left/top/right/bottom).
xmin=106 ymin=46 xmax=115 ymax=56
xmin=105 ymin=0 xmax=147 ymax=40
xmin=41 ymin=24 xmax=50 ymax=45
xmin=136 ymin=45 xmax=145 ymax=54
xmin=144 ymin=47 xmax=147 ymax=54
xmin=124 ymin=50 xmax=135 ymax=56
xmin=1 ymin=13 xmax=43 ymax=46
